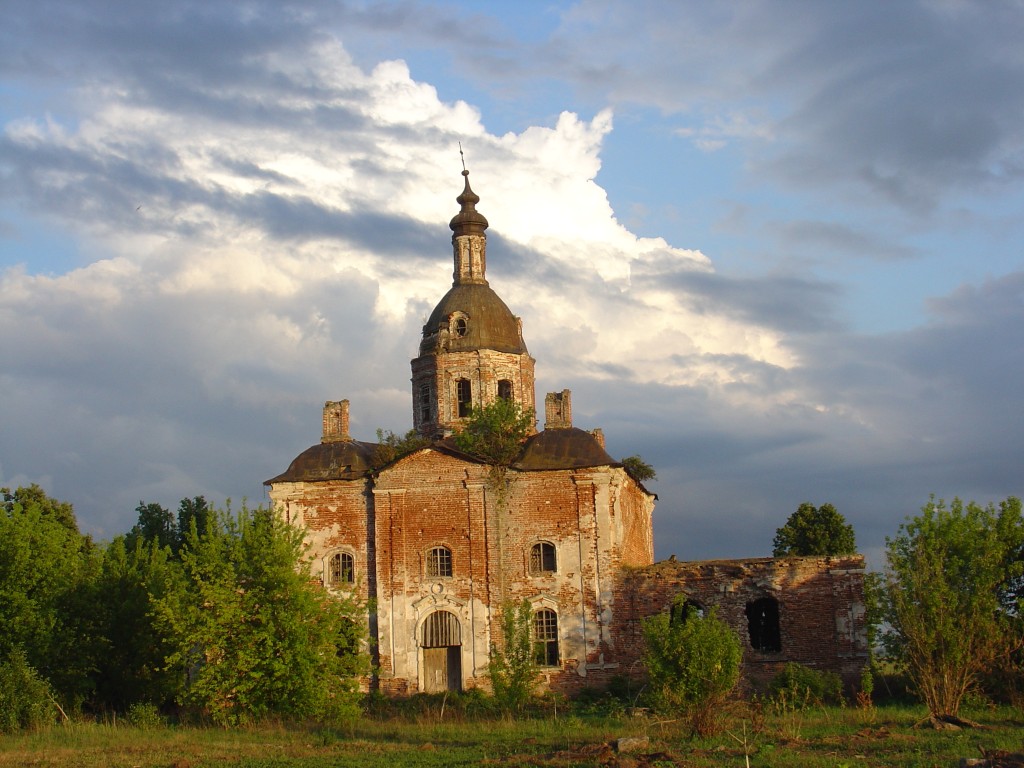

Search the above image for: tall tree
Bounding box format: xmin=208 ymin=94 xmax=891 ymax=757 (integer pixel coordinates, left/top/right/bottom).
xmin=0 ymin=486 xmax=95 ymax=708
xmin=154 ymin=503 xmax=366 ymax=725
xmin=127 ymin=501 xmax=176 ymax=551
xmin=88 ymin=536 xmax=184 ymax=710
xmin=176 ymin=496 xmax=212 ymax=552
xmin=2 ymin=484 xmax=79 ymax=534
xmin=882 ymin=496 xmax=1023 ymax=722
xmin=772 ymin=502 xmax=857 ymax=557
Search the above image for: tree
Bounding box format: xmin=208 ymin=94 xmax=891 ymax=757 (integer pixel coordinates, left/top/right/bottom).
xmin=2 ymin=484 xmax=79 ymax=534
xmin=881 ymin=496 xmax=1023 ymax=722
xmin=88 ymin=536 xmax=184 ymax=711
xmin=127 ymin=501 xmax=177 ymax=551
xmin=154 ymin=502 xmax=366 ymax=725
xmin=372 ymin=428 xmax=430 ymax=469
xmin=641 ymin=605 xmax=742 ymax=736
xmin=621 ymin=455 xmax=656 ymax=483
xmin=488 ymin=600 xmax=536 ymax=712
xmin=772 ymin=502 xmax=856 ymax=557
xmin=176 ymin=496 xmax=212 ymax=552
xmin=0 ymin=486 xmax=95 ymax=707
xmin=453 ymin=398 xmax=533 ymax=467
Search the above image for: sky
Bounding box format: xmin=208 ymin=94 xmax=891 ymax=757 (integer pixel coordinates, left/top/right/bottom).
xmin=2 ymin=0 xmax=1022 ymax=568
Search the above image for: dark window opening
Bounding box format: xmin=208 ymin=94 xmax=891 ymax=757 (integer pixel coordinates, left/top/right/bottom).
xmin=497 ymin=379 xmax=513 ymax=401
xmin=746 ymin=597 xmax=782 ymax=652
xmin=328 ymin=552 xmax=354 ymax=585
xmin=453 ymin=317 xmax=468 ymax=337
xmin=456 ymin=378 xmax=472 ymax=418
xmin=419 ymin=383 xmax=432 ymax=423
xmin=533 ymin=609 xmax=559 ymax=667
xmin=529 ymin=541 xmax=557 ymax=574
xmin=427 ymin=546 xmax=453 ymax=578
xmin=669 ymin=598 xmax=705 ymax=625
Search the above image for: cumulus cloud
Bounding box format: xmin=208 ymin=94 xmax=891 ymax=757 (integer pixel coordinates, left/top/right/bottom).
xmin=0 ymin=13 xmax=791 ymax=538
xmin=1 ymin=0 xmax=1021 ymax=568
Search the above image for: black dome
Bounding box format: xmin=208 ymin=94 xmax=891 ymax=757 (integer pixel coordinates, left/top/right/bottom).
xmin=420 ymin=283 xmax=528 ymax=355
xmin=264 ymin=440 xmax=376 ymax=483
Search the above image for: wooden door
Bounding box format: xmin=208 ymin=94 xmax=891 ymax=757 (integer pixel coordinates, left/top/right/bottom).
xmin=423 ymin=647 xmax=449 ymax=693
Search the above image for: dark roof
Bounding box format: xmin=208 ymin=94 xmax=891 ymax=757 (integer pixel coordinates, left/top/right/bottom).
xmin=514 ymin=428 xmax=617 ymax=471
xmin=266 ymin=428 xmax=623 ymax=485
xmin=419 ymin=283 xmax=528 ymax=355
xmin=264 ymin=440 xmax=377 ymax=484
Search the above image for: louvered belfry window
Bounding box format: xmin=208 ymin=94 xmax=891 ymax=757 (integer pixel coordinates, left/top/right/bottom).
xmin=422 ymin=610 xmax=461 ymax=648
xmin=456 ymin=378 xmax=472 ymax=417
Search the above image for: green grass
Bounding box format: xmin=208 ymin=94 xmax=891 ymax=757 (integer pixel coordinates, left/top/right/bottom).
xmin=1 ymin=703 xmax=1021 ymax=767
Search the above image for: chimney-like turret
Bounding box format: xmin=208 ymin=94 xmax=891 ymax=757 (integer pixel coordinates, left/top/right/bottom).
xmin=322 ymin=400 xmax=351 ymax=443
xmin=544 ymin=390 xmax=572 ymax=430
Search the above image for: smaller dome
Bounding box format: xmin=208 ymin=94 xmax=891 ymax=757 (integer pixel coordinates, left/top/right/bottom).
xmin=265 ymin=440 xmax=376 ymax=483
xmin=514 ymin=428 xmax=617 ymax=471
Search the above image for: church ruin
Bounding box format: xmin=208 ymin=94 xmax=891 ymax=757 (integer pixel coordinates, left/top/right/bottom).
xmin=265 ymin=172 xmax=867 ymax=695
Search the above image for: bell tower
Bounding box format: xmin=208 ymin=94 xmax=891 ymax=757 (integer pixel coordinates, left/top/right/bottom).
xmin=411 ymin=171 xmax=536 ymax=438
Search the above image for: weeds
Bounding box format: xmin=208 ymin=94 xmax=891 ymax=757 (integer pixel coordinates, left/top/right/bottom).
xmin=1 ymin=701 xmax=1022 ymax=767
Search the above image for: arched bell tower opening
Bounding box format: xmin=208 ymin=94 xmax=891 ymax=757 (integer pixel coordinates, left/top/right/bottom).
xmin=411 ymin=171 xmax=536 ymax=438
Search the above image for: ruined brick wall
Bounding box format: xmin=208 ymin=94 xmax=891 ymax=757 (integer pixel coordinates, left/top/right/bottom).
xmin=269 ymin=459 xmax=862 ymax=698
xmin=614 ymin=555 xmax=868 ymax=692
xmin=411 ymin=348 xmax=536 ymax=437
xmin=370 ymin=450 xmax=655 ymax=695
xmin=613 ymin=471 xmax=656 ymax=567
xmin=268 ymin=478 xmax=375 ymax=606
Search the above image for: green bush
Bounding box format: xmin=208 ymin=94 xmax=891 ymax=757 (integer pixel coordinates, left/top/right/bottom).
xmin=488 ymin=600 xmax=537 ymax=713
xmin=768 ymin=662 xmax=844 ymax=708
xmin=125 ymin=701 xmax=164 ymax=728
xmin=641 ymin=606 xmax=741 ymax=736
xmin=0 ymin=648 xmax=55 ymax=732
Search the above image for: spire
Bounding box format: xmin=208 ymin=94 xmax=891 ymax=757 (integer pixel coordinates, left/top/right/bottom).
xmin=448 ymin=169 xmax=489 ymax=285
xmin=449 ymin=170 xmax=489 ymax=238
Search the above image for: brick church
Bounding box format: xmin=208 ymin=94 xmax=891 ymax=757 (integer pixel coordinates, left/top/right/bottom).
xmin=266 ymin=172 xmax=868 ymax=695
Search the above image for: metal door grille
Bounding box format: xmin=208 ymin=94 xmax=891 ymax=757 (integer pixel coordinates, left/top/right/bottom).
xmin=422 ymin=610 xmax=461 ymax=648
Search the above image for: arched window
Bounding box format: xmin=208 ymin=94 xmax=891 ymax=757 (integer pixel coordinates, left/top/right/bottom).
xmin=327 ymin=552 xmax=354 ymax=586
xmin=497 ymin=379 xmax=513 ymax=401
xmin=453 ymin=317 xmax=468 ymax=337
xmin=669 ymin=598 xmax=705 ymax=626
xmin=533 ymin=609 xmax=559 ymax=667
xmin=427 ymin=546 xmax=453 ymax=578
xmin=456 ymin=378 xmax=472 ymax=418
xmin=746 ymin=597 xmax=782 ymax=652
xmin=529 ymin=541 xmax=557 ymax=574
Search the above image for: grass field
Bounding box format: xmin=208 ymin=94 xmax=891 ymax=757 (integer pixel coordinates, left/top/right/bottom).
xmin=1 ymin=701 xmax=1021 ymax=767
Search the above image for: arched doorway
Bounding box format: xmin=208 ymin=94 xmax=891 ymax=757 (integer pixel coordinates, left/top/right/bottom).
xmin=420 ymin=610 xmax=462 ymax=692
